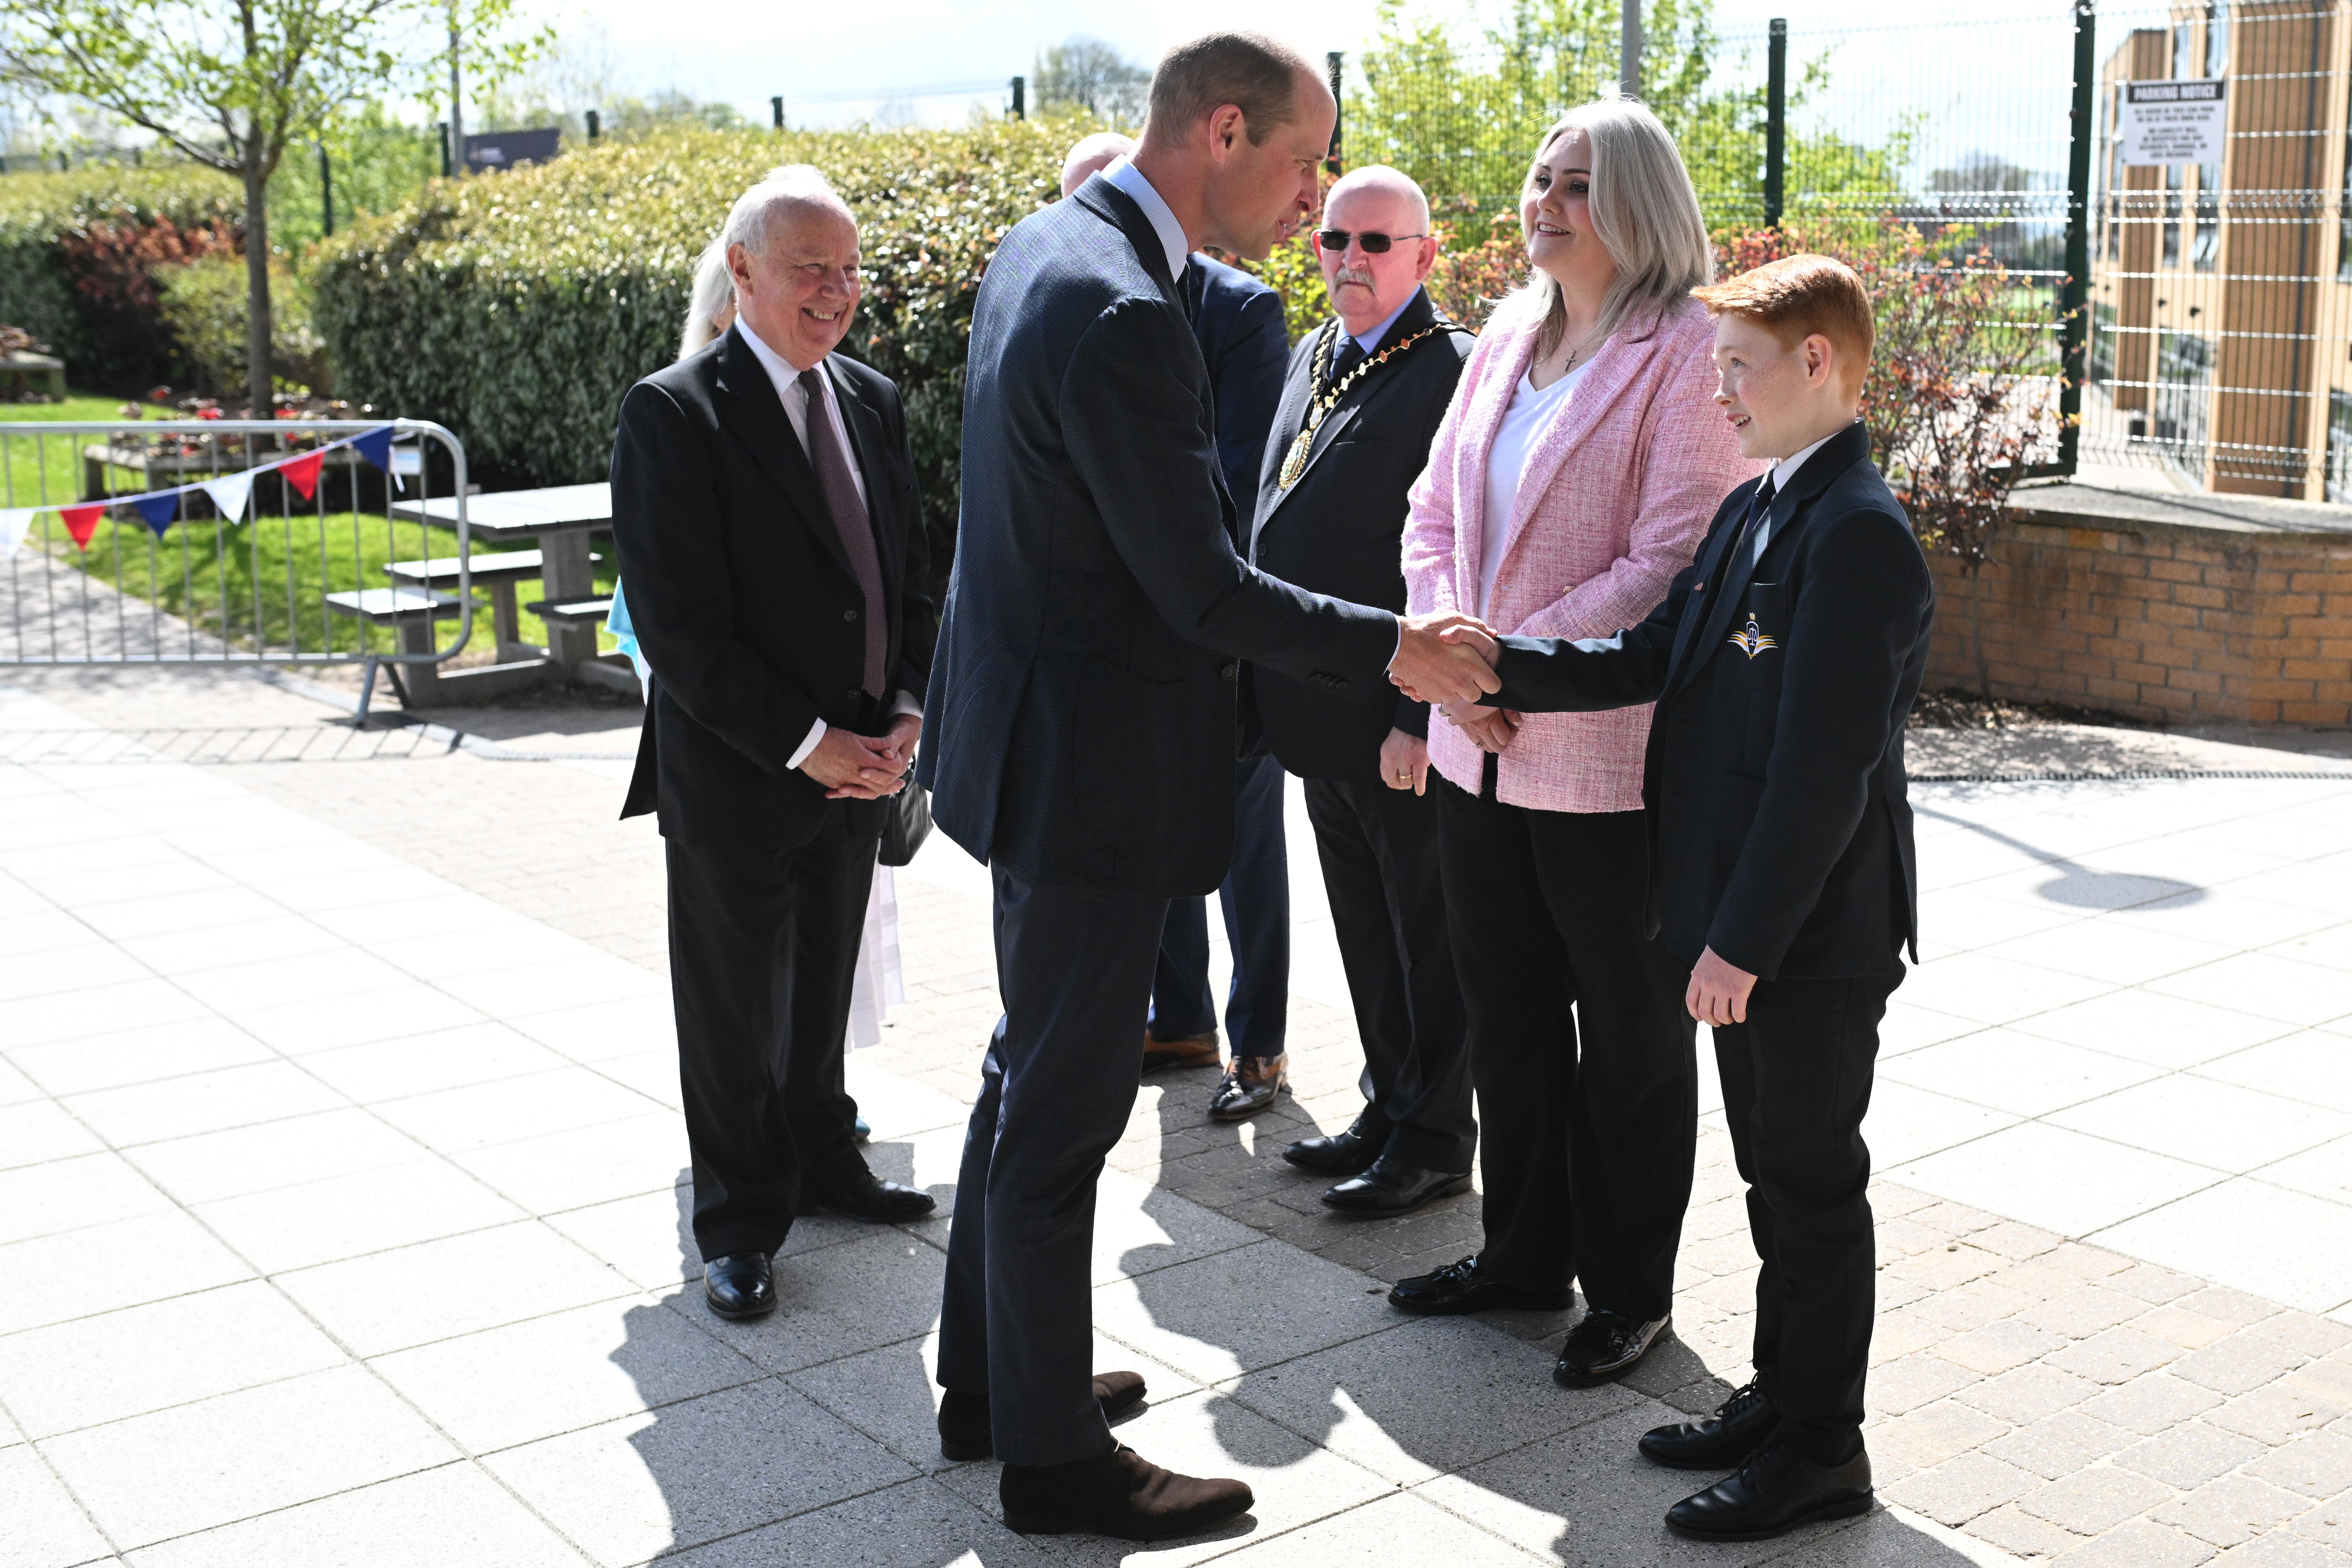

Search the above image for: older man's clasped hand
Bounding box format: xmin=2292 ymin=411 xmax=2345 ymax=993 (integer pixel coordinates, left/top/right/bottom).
xmin=1387 ymin=615 xmax=1526 ymax=754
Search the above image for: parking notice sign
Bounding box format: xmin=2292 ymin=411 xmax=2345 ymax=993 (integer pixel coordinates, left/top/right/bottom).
xmin=2120 ymin=79 xmax=2226 ymax=165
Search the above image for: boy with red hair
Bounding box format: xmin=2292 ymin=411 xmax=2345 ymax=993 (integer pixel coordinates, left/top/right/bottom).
xmin=1421 ymin=253 xmax=1934 ymax=1541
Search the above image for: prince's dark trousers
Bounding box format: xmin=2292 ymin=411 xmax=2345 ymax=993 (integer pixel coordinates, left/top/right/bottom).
xmin=1713 ymin=968 xmax=1901 ymax=1466
xmin=937 ymin=866 xmax=1167 ymax=1467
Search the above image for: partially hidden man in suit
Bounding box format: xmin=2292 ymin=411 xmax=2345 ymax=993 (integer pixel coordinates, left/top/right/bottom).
xmin=611 ymin=167 xmax=939 ymax=1326
xmin=1061 ymin=132 xmax=1298 ymax=1120
xmin=1417 ymin=256 xmax=1934 ymax=1544
xmin=1247 ymin=164 xmax=1479 ymax=1212
xmin=919 ymin=32 xmax=1500 ymax=1543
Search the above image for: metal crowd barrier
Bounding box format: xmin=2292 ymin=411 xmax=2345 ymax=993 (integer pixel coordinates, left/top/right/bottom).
xmin=0 ymin=418 xmax=471 ymax=719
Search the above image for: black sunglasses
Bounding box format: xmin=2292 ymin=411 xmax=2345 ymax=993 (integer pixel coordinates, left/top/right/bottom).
xmin=1314 ymin=228 xmax=1428 ymax=254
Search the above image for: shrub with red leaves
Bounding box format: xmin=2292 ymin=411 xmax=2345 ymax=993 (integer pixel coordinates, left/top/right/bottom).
xmin=54 ymin=216 xmax=241 ymax=391
xmin=1715 ymin=221 xmax=2064 ymax=573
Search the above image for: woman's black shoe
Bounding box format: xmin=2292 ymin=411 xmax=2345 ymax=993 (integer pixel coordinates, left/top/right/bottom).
xmin=1387 ymin=1255 xmax=1572 ymax=1316
xmin=1552 ymin=1308 xmax=1671 ymax=1387
xmin=1282 ymin=1112 xmax=1389 ymax=1174
xmin=1664 ymin=1440 xmax=1874 ymax=1541
xmin=1640 ymin=1380 xmax=1778 ymax=1469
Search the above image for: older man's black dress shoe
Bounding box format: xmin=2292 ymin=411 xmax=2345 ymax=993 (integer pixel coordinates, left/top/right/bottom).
xmin=1387 ymin=1254 xmax=1572 ymax=1316
xmin=1282 ymin=1112 xmax=1388 ymax=1175
xmin=1321 ymin=1154 xmax=1471 ymax=1214
xmin=803 ymin=1166 xmax=936 ymax=1222
xmin=937 ymin=1371 xmax=1148 ymax=1461
xmin=1553 ymin=1308 xmax=1672 ymax=1387
xmin=1664 ymin=1440 xmax=1874 ymax=1541
xmin=1000 ymin=1443 xmax=1252 ymax=1540
xmin=702 ymin=1253 xmax=774 ymax=1320
xmin=1641 ymin=1380 xmax=1779 ymax=1469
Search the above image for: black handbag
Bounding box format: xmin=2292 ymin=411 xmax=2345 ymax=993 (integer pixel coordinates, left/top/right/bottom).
xmin=879 ymin=780 xmax=932 ymax=867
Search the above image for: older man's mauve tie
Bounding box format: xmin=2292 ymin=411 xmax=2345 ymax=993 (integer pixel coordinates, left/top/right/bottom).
xmin=798 ymin=367 xmax=888 ymax=699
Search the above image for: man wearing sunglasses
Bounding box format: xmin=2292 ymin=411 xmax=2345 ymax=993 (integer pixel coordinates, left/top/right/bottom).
xmin=1246 ymin=165 xmax=1480 ymax=1215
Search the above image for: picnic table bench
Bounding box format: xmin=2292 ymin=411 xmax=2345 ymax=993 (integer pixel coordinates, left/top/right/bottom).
xmin=383 ymin=548 xmax=601 ymax=665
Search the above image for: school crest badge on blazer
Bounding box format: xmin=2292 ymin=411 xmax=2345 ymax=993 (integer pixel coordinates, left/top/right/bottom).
xmin=1728 ymin=613 xmax=1778 ymax=659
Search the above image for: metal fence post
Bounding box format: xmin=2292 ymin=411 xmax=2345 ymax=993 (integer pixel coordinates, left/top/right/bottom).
xmin=1326 ymin=52 xmax=1344 ymax=174
xmin=2059 ymin=0 xmax=2097 ymax=478
xmin=1621 ymin=0 xmax=1643 ymax=98
xmin=437 ymin=122 xmax=451 ymax=178
xmin=771 ymin=95 xmax=785 ymax=130
xmin=1764 ymin=19 xmax=1787 ymax=229
xmin=586 ymin=109 xmax=600 ymax=142
xmin=317 ymin=143 xmax=333 ymax=238
xmin=1010 ymin=76 xmax=1025 ymax=120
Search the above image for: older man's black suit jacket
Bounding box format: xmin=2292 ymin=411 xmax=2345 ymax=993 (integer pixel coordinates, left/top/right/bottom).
xmin=1483 ymin=420 xmax=1933 ymax=979
xmin=611 ymin=325 xmax=935 ymax=848
xmin=917 ymin=175 xmax=1399 ymax=897
xmin=1248 ymin=287 xmax=1473 ymax=781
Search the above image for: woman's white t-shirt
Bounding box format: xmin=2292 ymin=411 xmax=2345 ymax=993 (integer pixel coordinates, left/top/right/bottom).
xmin=1478 ymin=362 xmax=1589 ymax=620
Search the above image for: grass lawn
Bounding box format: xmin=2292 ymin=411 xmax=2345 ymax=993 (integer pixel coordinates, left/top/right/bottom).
xmin=0 ymin=395 xmax=618 ymax=661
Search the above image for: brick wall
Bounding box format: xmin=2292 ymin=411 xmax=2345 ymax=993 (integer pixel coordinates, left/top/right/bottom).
xmin=1926 ymin=503 xmax=2352 ymax=726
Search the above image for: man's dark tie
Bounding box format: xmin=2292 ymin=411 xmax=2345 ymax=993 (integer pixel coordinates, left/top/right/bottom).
xmin=1731 ymin=475 xmax=1776 ymax=569
xmin=798 ymin=367 xmax=888 ymax=699
xmin=1328 ymin=336 xmax=1367 ymax=386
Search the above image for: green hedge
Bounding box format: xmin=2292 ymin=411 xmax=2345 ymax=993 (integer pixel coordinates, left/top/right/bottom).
xmin=0 ymin=165 xmax=243 ymax=384
xmin=312 ymin=124 xmax=1087 ymax=539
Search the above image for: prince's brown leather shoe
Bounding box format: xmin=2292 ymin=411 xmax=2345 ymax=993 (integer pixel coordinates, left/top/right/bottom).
xmin=937 ymin=1371 xmax=1148 ymax=1461
xmin=1000 ymin=1443 xmax=1252 ymax=1540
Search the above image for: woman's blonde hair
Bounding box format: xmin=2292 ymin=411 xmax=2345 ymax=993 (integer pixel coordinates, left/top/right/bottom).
xmin=1514 ymin=95 xmax=1714 ymax=358
xmin=679 ymin=233 xmax=735 ymax=360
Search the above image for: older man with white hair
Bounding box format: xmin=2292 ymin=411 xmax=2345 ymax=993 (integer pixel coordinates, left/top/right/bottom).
xmin=611 ymin=165 xmax=939 ymax=1325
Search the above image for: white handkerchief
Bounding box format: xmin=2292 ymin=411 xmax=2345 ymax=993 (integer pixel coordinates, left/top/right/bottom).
xmin=201 ymin=471 xmax=255 ymax=523
xmin=0 ymin=507 xmax=31 ymax=558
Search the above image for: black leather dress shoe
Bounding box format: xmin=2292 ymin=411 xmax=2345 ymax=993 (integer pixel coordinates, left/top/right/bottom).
xmin=1321 ymin=1154 xmax=1471 ymax=1214
xmin=1387 ymin=1255 xmax=1572 ymax=1316
xmin=703 ymin=1253 xmax=774 ymax=1320
xmin=1282 ymin=1112 xmax=1390 ymax=1175
xmin=1553 ymin=1308 xmax=1672 ymax=1388
xmin=804 ymin=1167 xmax=937 ymax=1222
xmin=1665 ymin=1440 xmax=1873 ymax=1541
xmin=938 ymin=1371 xmax=1149 ymax=1461
xmin=1640 ymin=1380 xmax=1779 ymax=1469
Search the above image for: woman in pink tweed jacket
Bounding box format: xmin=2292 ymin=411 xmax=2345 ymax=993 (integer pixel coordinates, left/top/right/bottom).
xmin=1385 ymin=99 xmax=1757 ymax=1386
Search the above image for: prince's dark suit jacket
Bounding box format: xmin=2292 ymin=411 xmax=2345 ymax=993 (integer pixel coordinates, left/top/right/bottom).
xmin=1248 ymin=287 xmax=1473 ymax=780
xmin=1484 ymin=421 xmax=1933 ymax=979
xmin=918 ymin=175 xmax=1398 ymax=897
xmin=611 ymin=327 xmax=936 ymax=847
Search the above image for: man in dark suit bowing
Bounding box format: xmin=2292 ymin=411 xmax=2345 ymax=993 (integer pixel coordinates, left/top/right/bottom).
xmin=1247 ymin=164 xmax=1479 ymax=1212
xmin=1060 ymin=132 xmax=1299 ymax=1120
xmin=920 ymin=31 xmax=1498 ymax=1543
xmin=1416 ymin=256 xmax=1934 ymax=1544
xmin=611 ymin=166 xmax=938 ymax=1328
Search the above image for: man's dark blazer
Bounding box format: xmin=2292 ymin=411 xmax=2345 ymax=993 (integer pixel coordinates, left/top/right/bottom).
xmin=1248 ymin=287 xmax=1473 ymax=781
xmin=611 ymin=324 xmax=936 ymax=848
xmin=1483 ymin=420 xmax=1933 ymax=979
xmin=1184 ymin=254 xmax=1289 ymax=504
xmin=918 ymin=174 xmax=1399 ymax=897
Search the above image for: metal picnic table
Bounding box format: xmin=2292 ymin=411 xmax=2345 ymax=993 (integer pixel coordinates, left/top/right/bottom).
xmin=389 ymin=482 xmax=632 ymax=693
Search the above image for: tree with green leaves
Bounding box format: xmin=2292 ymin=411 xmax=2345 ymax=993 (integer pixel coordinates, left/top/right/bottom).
xmin=1349 ymin=0 xmax=1913 ymax=234
xmin=1032 ymin=36 xmax=1149 ymax=126
xmin=0 ymin=0 xmax=534 ymax=413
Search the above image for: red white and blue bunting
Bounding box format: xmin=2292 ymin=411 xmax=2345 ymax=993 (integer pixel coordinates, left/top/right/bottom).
xmin=0 ymin=424 xmax=400 ymax=559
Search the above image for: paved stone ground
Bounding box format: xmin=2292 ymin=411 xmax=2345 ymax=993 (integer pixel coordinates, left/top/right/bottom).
xmin=5 ymin=666 xmax=2352 ymax=1566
